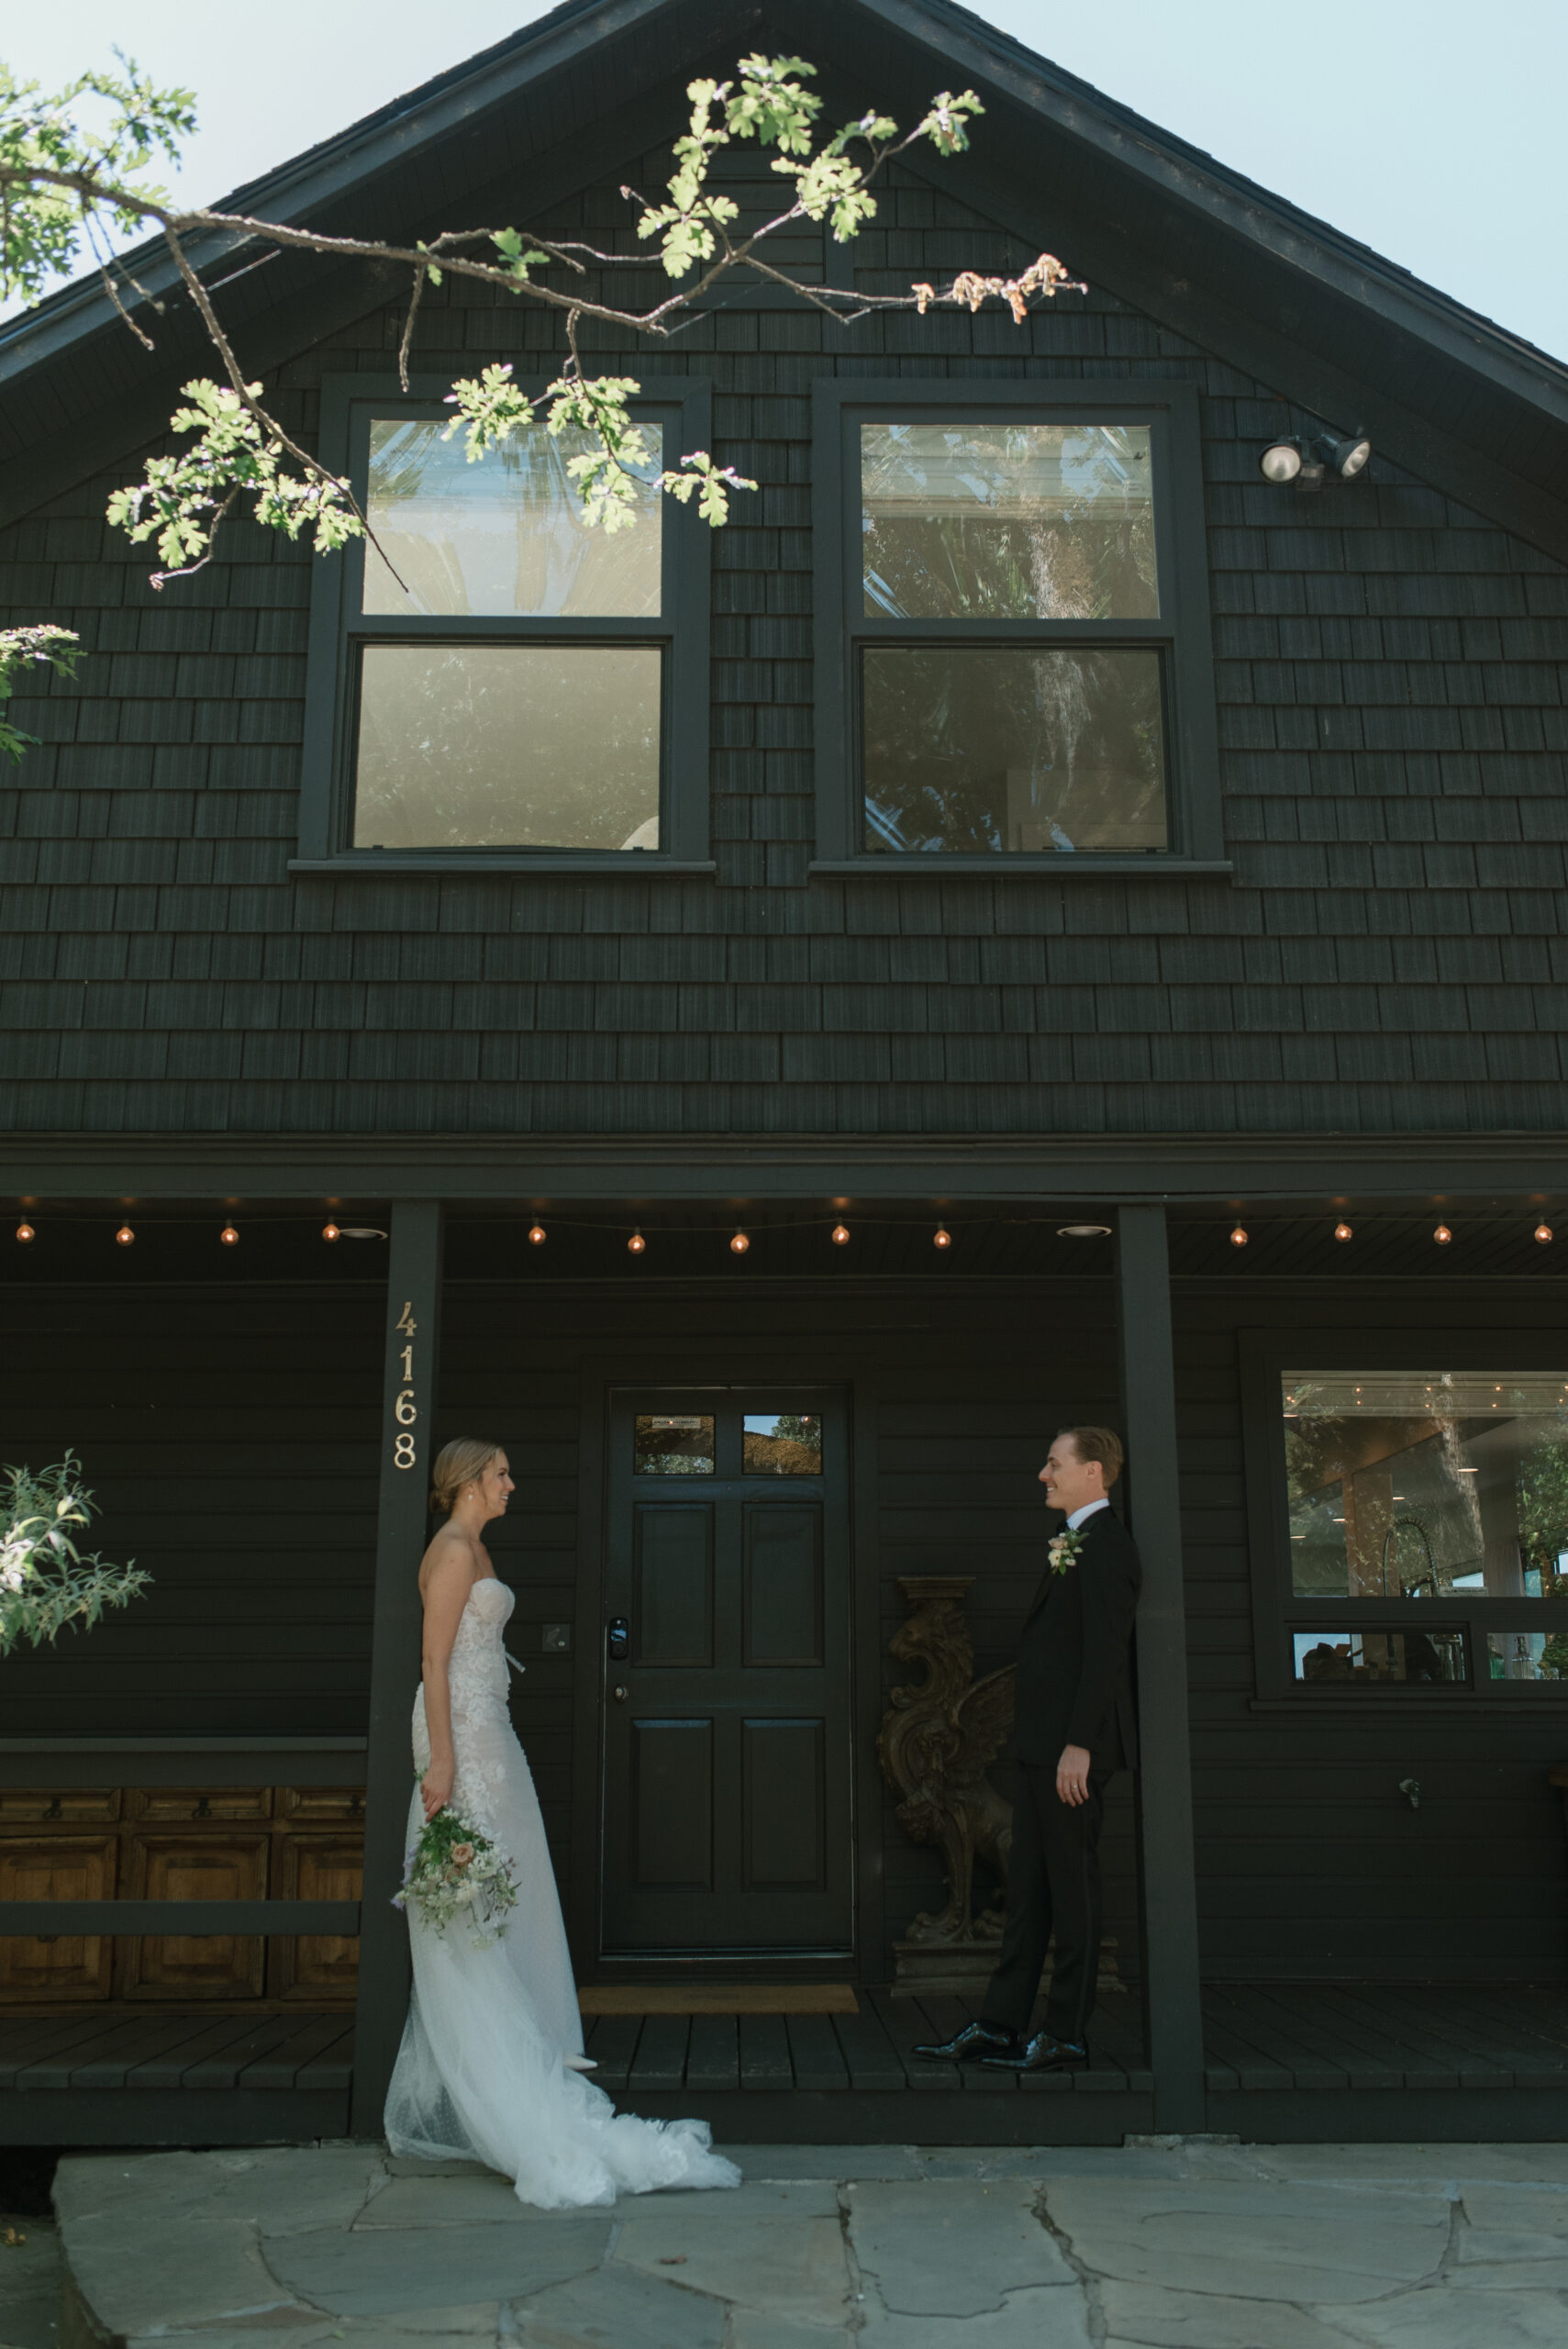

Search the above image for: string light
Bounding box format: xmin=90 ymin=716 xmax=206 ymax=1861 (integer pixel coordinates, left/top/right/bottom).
xmin=1229 ymin=1224 xmax=1248 ymax=1248
xmin=933 ymin=1225 xmax=952 ymax=1250
xmin=322 ymin=1222 xmax=340 ymax=1242
xmin=1536 ymin=1223 xmax=1553 ymax=1245
xmin=1433 ymin=1224 xmax=1451 ymax=1246
xmin=220 ymin=1223 xmax=239 ymax=1247
xmin=116 ymin=1224 xmax=135 ymax=1247
xmin=627 ymin=1228 xmax=646 ymax=1254
xmin=729 ymin=1230 xmax=751 ymax=1255
xmin=830 ymin=1222 xmax=851 ymax=1246
xmin=15 ymin=1221 xmax=34 ymax=1243
xmin=528 ymin=1222 xmax=547 ymax=1246
xmin=1333 ymin=1221 xmax=1352 ymax=1242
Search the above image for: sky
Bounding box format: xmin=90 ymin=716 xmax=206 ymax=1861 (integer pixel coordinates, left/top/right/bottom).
xmin=4 ymin=0 xmax=1564 ymax=359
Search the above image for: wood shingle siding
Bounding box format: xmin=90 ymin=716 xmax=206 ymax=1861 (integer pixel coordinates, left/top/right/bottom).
xmin=0 ymin=143 xmax=1563 ymax=1137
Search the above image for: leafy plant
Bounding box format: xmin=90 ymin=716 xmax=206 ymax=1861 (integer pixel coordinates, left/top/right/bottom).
xmin=0 ymin=44 xmax=1085 ymax=710
xmin=0 ymin=1453 xmax=150 ymax=1656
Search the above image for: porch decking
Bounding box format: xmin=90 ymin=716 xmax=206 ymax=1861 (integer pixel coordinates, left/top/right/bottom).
xmin=4 ymin=1985 xmax=1565 ymax=2145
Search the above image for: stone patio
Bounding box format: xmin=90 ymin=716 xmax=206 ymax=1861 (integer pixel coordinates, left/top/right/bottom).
xmin=36 ymin=2138 xmax=1568 ymax=2347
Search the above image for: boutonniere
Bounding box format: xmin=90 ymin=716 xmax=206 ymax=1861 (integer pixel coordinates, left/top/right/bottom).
xmin=1048 ymin=1528 xmax=1086 ymax=1575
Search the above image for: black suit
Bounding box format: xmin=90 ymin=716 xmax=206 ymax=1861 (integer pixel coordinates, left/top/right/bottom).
xmin=982 ymin=1503 xmax=1141 ymax=2043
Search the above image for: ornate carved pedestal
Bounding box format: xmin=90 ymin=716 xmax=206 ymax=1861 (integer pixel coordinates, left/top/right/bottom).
xmin=877 ymin=1575 xmax=1121 ymax=1999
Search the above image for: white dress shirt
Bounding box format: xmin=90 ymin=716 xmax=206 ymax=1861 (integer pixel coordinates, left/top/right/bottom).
xmin=1065 ymin=1497 xmax=1111 ymax=1531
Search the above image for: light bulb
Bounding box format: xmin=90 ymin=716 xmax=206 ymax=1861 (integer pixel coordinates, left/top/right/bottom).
xmin=528 ymin=1222 xmax=547 ymax=1246
xmin=1333 ymin=1221 xmax=1352 ymax=1242
xmin=322 ymin=1222 xmax=340 ymax=1241
xmin=830 ymin=1223 xmax=851 ymax=1246
xmin=1229 ymin=1224 xmax=1248 ymax=1247
xmin=116 ymin=1224 xmax=135 ymax=1247
xmin=15 ymin=1221 xmax=34 ymax=1242
xmin=628 ymin=1229 xmax=646 ymax=1254
xmin=933 ymin=1225 xmax=952 ymax=1249
xmin=1433 ymin=1224 xmax=1451 ymax=1245
xmin=729 ymin=1230 xmax=750 ymax=1255
xmin=1259 ymin=436 xmax=1303 ymax=484
xmin=1536 ymin=1223 xmax=1553 ymax=1245
xmin=220 ymin=1223 xmax=239 ymax=1247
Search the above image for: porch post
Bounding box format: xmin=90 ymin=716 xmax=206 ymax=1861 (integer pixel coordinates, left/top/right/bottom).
xmin=350 ymin=1198 xmax=445 ymax=2137
xmin=1115 ymin=1204 xmax=1207 ymax=2132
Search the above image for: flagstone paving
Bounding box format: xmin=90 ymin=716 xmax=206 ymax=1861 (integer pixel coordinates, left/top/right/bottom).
xmin=43 ymin=2139 xmax=1568 ymax=2347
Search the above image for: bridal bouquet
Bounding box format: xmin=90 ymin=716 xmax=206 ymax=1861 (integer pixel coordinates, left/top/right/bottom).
xmin=394 ymin=1802 xmax=518 ymax=1947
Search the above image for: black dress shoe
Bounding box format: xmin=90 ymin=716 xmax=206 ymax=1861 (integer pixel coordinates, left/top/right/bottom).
xmin=981 ymin=2030 xmax=1088 ymax=2073
xmin=912 ymin=2020 xmax=1020 ymax=2063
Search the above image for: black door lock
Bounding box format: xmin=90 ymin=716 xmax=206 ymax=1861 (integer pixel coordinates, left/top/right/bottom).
xmin=606 ymin=1616 xmax=630 ymax=1661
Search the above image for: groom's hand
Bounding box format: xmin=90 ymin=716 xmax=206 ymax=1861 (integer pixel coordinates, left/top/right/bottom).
xmin=1056 ymin=1743 xmax=1091 ymax=1807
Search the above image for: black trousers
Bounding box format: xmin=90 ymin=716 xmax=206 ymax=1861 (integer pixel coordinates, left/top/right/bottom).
xmin=981 ymin=1759 xmax=1111 ymax=2043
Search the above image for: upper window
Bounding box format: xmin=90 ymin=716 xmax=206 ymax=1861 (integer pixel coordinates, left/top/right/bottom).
xmin=1246 ymin=1341 xmax=1568 ymax=1699
xmin=811 ymin=382 xmax=1222 ymax=872
xmin=295 ymin=376 xmax=713 ymax=872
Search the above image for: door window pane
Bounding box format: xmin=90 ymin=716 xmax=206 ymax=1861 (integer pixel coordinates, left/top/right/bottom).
xmin=353 ymin=644 xmax=661 ymax=851
xmin=1282 ymin=1371 xmax=1568 ymax=1599
xmin=1293 ymin=1629 xmax=1468 ymax=1686
xmin=863 ymin=646 xmax=1166 ymax=854
xmin=742 ymin=1414 xmax=823 ymax=1475
xmin=1487 ymin=1631 xmax=1568 ymax=1682
xmin=635 ymin=1415 xmax=715 ymax=1475
xmin=364 ymin=418 xmax=662 ymax=617
xmin=862 ymin=423 xmax=1156 ymax=621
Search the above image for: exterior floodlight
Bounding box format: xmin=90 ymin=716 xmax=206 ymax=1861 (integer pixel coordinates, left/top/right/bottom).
xmin=1318 ymin=429 xmax=1372 ymax=479
xmin=1259 ymin=436 xmax=1303 ymax=484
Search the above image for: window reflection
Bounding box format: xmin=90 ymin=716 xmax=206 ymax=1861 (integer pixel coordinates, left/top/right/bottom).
xmin=634 ymin=1415 xmax=715 ymax=1475
xmin=861 ymin=423 xmax=1157 ymax=621
xmin=862 ymin=647 xmax=1167 ymax=854
xmin=1292 ymin=1629 xmax=1467 ymax=1686
xmin=364 ymin=418 xmax=662 ymax=618
xmin=1283 ymin=1372 xmax=1568 ymax=1600
xmin=353 ymin=644 xmax=661 ymax=851
xmin=1487 ymin=1631 xmax=1568 ymax=1682
xmin=741 ymin=1414 xmax=822 ymax=1475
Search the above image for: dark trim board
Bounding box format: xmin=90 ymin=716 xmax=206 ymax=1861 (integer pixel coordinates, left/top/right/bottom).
xmin=8 ymin=1133 xmax=1568 ymax=1202
xmin=1208 ymin=2089 xmax=1568 ymax=2143
xmin=0 ymin=2089 xmax=350 ymax=2147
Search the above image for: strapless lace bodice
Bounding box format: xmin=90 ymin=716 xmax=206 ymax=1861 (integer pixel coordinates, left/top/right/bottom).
xmin=446 ymin=1575 xmax=514 ymax=1725
xmin=411 ymin=1578 xmax=517 ymax=1841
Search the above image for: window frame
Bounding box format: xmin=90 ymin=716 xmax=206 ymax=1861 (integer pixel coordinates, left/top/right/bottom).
xmin=809 ymin=377 xmax=1226 ymax=874
xmin=1240 ymin=1329 xmax=1568 ymax=1707
xmin=293 ymin=372 xmax=715 ymax=874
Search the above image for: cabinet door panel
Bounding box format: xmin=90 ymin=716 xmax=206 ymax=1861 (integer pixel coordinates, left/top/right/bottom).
xmin=118 ymin=1833 xmax=268 ymax=1999
xmin=0 ymin=1837 xmax=115 ymax=2000
xmin=271 ymin=1832 xmax=362 ymax=2000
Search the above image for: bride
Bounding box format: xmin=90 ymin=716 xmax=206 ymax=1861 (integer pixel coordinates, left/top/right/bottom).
xmin=384 ymin=1436 xmax=740 ymax=2207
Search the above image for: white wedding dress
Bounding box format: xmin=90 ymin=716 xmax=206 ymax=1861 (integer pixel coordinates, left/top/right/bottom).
xmin=384 ymin=1575 xmax=740 ymax=2207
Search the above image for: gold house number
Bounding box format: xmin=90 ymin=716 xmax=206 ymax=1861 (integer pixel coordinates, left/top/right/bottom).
xmin=394 ymin=1300 xmax=417 ymax=1469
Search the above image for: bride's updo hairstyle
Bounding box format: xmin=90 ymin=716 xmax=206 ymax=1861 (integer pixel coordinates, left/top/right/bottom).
xmin=429 ymin=1437 xmax=504 ymax=1517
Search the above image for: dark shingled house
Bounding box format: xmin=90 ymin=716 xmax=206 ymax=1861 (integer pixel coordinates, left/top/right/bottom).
xmin=3 ymin=0 xmax=1567 ymax=2147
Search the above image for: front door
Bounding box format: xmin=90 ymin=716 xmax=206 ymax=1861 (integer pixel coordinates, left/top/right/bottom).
xmin=600 ymin=1389 xmax=852 ymax=1955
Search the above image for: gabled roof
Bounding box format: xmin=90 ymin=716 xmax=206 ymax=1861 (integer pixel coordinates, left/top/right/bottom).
xmin=3 ymin=0 xmax=1565 ymax=550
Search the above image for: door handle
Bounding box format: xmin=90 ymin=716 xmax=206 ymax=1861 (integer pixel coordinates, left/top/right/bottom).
xmin=612 ymin=1684 xmax=628 ymax=1704
xmin=606 ymin=1616 xmax=630 ymax=1662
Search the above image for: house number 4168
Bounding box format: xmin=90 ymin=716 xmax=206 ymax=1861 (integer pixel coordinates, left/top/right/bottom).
xmin=394 ymin=1300 xmax=418 ymax=1469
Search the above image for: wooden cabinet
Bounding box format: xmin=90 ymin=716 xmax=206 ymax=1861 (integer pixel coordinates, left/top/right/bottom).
xmin=0 ymin=1783 xmax=366 ymax=2008
xmin=118 ymin=1832 xmax=271 ymax=1999
xmin=128 ymin=1787 xmax=272 ymax=1822
xmin=0 ymin=1837 xmax=116 ymax=2000
xmin=271 ymin=1832 xmax=363 ymax=1999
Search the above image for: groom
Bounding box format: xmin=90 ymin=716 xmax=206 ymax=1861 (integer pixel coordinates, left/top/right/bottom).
xmin=916 ymin=1426 xmax=1141 ymax=2074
